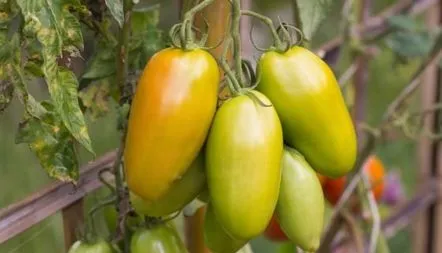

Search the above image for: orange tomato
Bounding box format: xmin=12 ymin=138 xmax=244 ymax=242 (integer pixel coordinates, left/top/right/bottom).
xmin=124 ymin=48 xmax=219 ymax=201
xmin=323 ymin=155 xmax=385 ymax=205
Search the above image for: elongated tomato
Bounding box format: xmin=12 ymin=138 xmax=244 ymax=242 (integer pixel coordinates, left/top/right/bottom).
xmin=206 ymin=90 xmax=283 ymax=239
xmin=276 ymin=147 xmax=324 ymax=252
xmin=124 ymin=48 xmax=219 ymax=201
xmin=257 ymin=46 xmax=357 ymax=177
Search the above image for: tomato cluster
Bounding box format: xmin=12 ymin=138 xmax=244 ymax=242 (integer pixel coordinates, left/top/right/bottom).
xmin=69 ymin=11 xmax=361 ymax=253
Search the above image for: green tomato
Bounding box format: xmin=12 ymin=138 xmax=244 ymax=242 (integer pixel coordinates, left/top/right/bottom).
xmin=130 ymin=153 xmax=206 ymax=217
xmin=205 ymin=90 xmax=283 ymax=239
xmin=276 ymin=146 xmax=324 ymax=252
xmin=103 ymin=205 xmax=143 ymax=233
xmin=204 ymin=205 xmax=246 ymax=253
xmin=68 ymin=239 xmax=113 ymax=253
xmin=131 ymin=223 xmax=188 ymax=253
xmin=257 ymin=46 xmax=357 ymax=177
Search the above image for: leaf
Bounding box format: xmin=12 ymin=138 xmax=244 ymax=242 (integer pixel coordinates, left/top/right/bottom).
xmin=16 ymin=101 xmax=79 ymax=182
xmin=129 ymin=6 xmax=163 ymax=70
xmin=46 ymin=68 xmax=94 ymax=154
xmin=0 ymin=78 xmax=14 ymax=114
xmin=293 ymin=0 xmax=332 ymax=41
xmin=81 ymin=40 xmax=117 ymax=80
xmin=105 ymin=0 xmax=123 ymax=27
xmin=79 ymin=79 xmax=111 ymax=120
xmin=16 ymin=0 xmax=94 ymax=154
xmin=387 ymin=15 xmax=424 ymax=32
xmin=385 ymin=31 xmax=433 ymax=58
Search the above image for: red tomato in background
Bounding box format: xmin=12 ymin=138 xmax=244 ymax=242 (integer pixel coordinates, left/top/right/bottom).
xmin=263 ymin=215 xmax=288 ymax=241
xmin=323 ymin=155 xmax=385 ymax=205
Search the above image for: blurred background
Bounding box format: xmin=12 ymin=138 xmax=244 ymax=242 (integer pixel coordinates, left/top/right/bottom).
xmin=0 ymin=0 xmax=440 ymax=252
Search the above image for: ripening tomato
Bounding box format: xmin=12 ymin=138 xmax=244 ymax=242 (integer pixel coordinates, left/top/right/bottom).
xmin=276 ymin=147 xmax=324 ymax=252
xmin=257 ymin=46 xmax=357 ymax=178
xmin=131 ymin=223 xmax=188 ymax=253
xmin=204 ymin=205 xmax=246 ymax=253
xmin=263 ymin=215 xmax=288 ymax=241
xmin=206 ymin=90 xmax=283 ymax=239
xmin=324 ymin=155 xmax=386 ymax=205
xmin=130 ymin=153 xmax=206 ymax=217
xmin=317 ymin=173 xmax=327 ymax=187
xmin=197 ymin=187 xmax=210 ymax=203
xmin=124 ymin=48 xmax=219 ymax=201
xmin=68 ymin=239 xmax=113 ymax=253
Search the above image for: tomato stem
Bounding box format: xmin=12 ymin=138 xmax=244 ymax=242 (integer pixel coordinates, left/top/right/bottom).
xmin=231 ymin=0 xmax=244 ymax=86
xmin=179 ymin=0 xmax=215 ymax=50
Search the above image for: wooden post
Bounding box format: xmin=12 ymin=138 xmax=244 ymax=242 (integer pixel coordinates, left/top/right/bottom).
xmin=414 ymin=1 xmax=441 ymax=252
xmin=62 ymin=199 xmax=84 ymax=251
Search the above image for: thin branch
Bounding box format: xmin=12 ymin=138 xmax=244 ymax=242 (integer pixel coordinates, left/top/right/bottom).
xmin=361 ymin=171 xmax=380 ymax=253
xmin=341 ymin=210 xmax=364 ymax=253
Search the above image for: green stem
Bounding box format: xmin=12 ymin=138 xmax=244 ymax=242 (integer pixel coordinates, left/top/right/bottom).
xmin=181 ymin=0 xmax=215 ymax=50
xmin=220 ymin=38 xmax=241 ymax=95
xmin=241 ymin=10 xmax=285 ymax=51
xmin=231 ymin=0 xmax=243 ymax=86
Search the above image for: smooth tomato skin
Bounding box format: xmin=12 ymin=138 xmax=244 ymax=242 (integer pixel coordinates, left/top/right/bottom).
xmin=263 ymin=215 xmax=288 ymax=242
xmin=124 ymin=48 xmax=219 ymax=201
xmin=206 ymin=91 xmax=283 ymax=239
xmin=257 ymin=46 xmax=357 ymax=178
xmin=204 ymin=205 xmax=246 ymax=253
xmin=276 ymin=147 xmax=324 ymax=252
xmin=324 ymin=155 xmax=385 ymax=205
xmin=131 ymin=224 xmax=188 ymax=253
xmin=68 ymin=239 xmax=113 ymax=253
xmin=130 ymin=153 xmax=206 ymax=217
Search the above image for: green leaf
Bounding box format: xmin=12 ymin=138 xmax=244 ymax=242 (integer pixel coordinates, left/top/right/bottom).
xmin=129 ymin=6 xmax=163 ymax=70
xmin=293 ymin=0 xmax=332 ymax=41
xmin=0 ymin=78 xmax=14 ymax=114
xmin=46 ymin=68 xmax=94 ymax=154
xmin=16 ymin=0 xmax=94 ymax=154
xmin=387 ymin=15 xmax=424 ymax=32
xmin=385 ymin=31 xmax=433 ymax=58
xmin=105 ymin=0 xmax=123 ymax=27
xmin=79 ymin=80 xmax=111 ymax=120
xmin=16 ymin=101 xmax=79 ymax=182
xmin=81 ymin=40 xmax=117 ymax=80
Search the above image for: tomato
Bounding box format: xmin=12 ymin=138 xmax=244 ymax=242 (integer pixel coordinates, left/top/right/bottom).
xmin=204 ymin=205 xmax=246 ymax=253
xmin=130 ymin=153 xmax=206 ymax=217
xmin=68 ymin=239 xmax=113 ymax=253
xmin=124 ymin=48 xmax=219 ymax=201
xmin=317 ymin=173 xmax=327 ymax=187
xmin=263 ymin=215 xmax=288 ymax=242
xmin=205 ymin=90 xmax=283 ymax=239
xmin=257 ymin=46 xmax=357 ymax=178
xmin=324 ymin=155 xmax=385 ymax=205
xmin=276 ymin=147 xmax=324 ymax=252
xmin=131 ymin=223 xmax=188 ymax=253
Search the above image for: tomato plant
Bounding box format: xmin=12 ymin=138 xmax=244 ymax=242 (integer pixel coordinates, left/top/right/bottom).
xmin=205 ymin=90 xmax=283 ymax=240
xmin=323 ymin=155 xmax=386 ymax=205
xmin=124 ymin=48 xmax=219 ymax=201
xmin=257 ymin=46 xmax=357 ymax=178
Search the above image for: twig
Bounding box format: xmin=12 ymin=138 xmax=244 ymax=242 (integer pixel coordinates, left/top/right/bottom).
xmin=113 ymin=0 xmax=134 ymax=252
xmin=341 ymin=210 xmax=364 ymax=253
xmin=339 ymin=60 xmax=359 ymax=88
xmin=361 ymin=171 xmax=380 ymax=253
